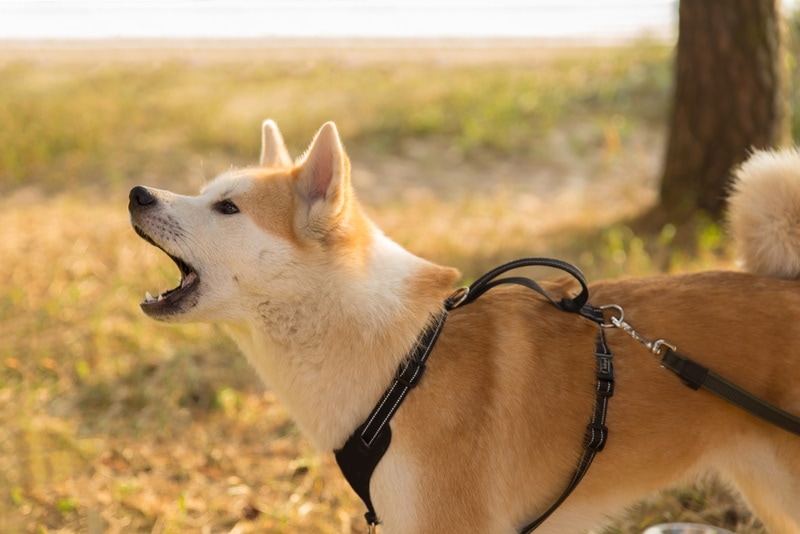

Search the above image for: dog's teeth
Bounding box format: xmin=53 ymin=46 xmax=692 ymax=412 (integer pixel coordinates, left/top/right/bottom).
xmin=157 ymin=294 xmax=164 ymax=302
xmin=145 ymin=291 xmax=154 ymax=302
xmin=181 ymin=271 xmax=197 ymax=288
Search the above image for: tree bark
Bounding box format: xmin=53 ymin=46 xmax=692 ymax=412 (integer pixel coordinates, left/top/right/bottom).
xmin=657 ymin=0 xmax=784 ymax=221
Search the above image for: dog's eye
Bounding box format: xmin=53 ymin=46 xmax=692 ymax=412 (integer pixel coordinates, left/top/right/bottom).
xmin=214 ymin=199 xmax=239 ymax=215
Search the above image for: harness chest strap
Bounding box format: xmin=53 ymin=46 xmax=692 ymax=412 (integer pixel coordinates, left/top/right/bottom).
xmin=334 ymin=311 xmax=448 ymax=526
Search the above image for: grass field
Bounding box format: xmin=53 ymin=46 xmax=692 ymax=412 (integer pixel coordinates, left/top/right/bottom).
xmin=0 ymin=39 xmax=778 ymax=533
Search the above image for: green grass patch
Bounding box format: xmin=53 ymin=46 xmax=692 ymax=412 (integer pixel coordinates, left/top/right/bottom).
xmin=0 ymin=44 xmax=671 ymax=193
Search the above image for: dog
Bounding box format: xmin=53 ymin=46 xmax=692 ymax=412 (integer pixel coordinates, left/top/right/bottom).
xmin=129 ymin=120 xmax=800 ymax=533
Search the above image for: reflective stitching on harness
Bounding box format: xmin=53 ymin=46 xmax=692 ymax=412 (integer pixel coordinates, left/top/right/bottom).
xmin=368 ymin=389 xmax=409 ymax=444
xmin=359 ymin=312 xmax=447 ymax=446
xmin=361 ymin=382 xmax=399 ymax=444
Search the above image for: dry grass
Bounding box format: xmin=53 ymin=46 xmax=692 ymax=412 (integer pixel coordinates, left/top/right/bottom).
xmin=0 ymin=195 xmax=368 ymax=533
xmin=0 ymin=40 xmax=773 ymax=533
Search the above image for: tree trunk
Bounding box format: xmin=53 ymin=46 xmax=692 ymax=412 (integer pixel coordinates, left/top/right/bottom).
xmin=657 ymin=0 xmax=784 ymax=221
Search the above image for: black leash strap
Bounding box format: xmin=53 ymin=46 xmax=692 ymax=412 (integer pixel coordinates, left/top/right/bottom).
xmin=661 ymin=348 xmax=800 ymax=436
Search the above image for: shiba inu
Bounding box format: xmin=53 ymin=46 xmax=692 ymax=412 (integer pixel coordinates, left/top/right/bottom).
xmin=129 ymin=120 xmax=800 ymax=533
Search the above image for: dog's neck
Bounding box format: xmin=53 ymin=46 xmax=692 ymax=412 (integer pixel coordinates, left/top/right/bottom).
xmin=227 ymin=229 xmax=458 ymax=450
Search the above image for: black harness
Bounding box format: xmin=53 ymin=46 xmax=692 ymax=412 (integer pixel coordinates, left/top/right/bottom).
xmin=333 ymin=257 xmax=800 ymax=532
xmin=335 ymin=258 xmax=613 ymax=532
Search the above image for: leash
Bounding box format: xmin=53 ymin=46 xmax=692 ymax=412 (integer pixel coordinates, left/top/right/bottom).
xmin=605 ymin=306 xmax=800 ymax=436
xmin=334 ymin=257 xmax=614 ymax=533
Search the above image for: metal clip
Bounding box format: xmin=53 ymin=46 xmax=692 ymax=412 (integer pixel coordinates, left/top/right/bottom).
xmin=599 ymin=304 xmax=678 ymax=358
xmin=650 ymin=339 xmax=678 ymax=358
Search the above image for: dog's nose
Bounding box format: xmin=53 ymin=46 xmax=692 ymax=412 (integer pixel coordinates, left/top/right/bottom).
xmin=129 ymin=186 xmax=157 ymax=210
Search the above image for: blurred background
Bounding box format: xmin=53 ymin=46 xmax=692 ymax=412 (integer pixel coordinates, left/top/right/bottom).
xmin=0 ymin=1 xmax=798 ymax=532
xmin=0 ymin=1 xmax=675 ymax=39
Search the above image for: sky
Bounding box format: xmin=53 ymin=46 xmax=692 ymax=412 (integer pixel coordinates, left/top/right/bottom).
xmin=0 ymin=0 xmax=678 ymax=40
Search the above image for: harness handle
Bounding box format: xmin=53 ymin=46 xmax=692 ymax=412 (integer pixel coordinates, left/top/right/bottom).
xmin=446 ymin=257 xmax=597 ymax=321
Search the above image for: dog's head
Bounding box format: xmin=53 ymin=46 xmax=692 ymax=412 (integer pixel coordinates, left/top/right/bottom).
xmin=128 ymin=120 xmax=374 ymax=324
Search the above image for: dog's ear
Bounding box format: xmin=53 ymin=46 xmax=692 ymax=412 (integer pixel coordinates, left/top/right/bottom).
xmin=294 ymin=122 xmax=351 ymax=234
xmin=260 ymin=119 xmax=292 ymax=168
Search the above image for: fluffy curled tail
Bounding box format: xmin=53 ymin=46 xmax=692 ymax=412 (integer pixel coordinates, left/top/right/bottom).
xmin=728 ymin=149 xmax=800 ymax=279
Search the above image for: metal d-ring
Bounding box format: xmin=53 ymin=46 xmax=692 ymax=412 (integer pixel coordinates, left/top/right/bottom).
xmin=445 ymin=286 xmax=470 ymax=309
xmin=599 ymin=304 xmax=624 ymax=328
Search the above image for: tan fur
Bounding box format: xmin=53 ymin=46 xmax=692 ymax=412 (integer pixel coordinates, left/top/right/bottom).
xmin=130 ymin=126 xmax=800 ymax=533
xmin=233 ymin=168 xmax=301 ymax=247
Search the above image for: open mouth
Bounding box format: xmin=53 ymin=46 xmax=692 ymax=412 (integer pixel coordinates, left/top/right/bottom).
xmin=133 ymin=225 xmax=199 ymax=316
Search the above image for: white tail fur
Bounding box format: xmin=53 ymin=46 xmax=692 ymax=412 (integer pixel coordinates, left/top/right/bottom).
xmin=728 ymin=148 xmax=800 ymax=279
